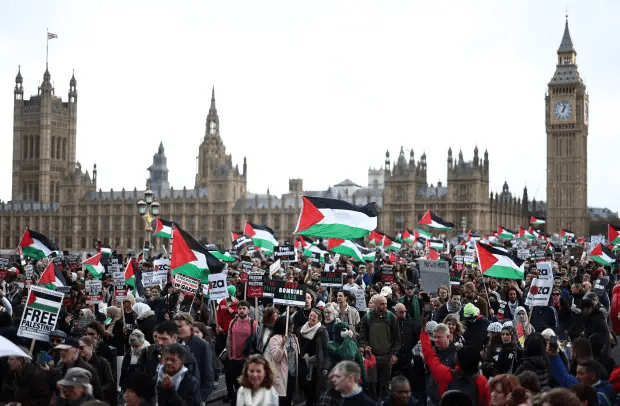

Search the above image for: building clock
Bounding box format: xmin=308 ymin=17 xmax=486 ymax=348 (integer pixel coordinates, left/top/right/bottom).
xmin=553 ymin=100 xmax=573 ymax=120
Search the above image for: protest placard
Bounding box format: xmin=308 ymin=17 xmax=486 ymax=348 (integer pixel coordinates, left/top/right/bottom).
xmin=263 ymin=277 xmax=279 ymax=298
xmin=173 ymin=274 xmax=200 ymax=296
xmin=381 ymin=265 xmax=394 ymax=282
xmin=321 ymin=264 xmax=343 ymax=287
xmin=207 ymin=273 xmax=228 ymax=301
xmin=247 ymin=271 xmax=265 ymax=298
xmin=524 ymin=277 xmax=554 ymax=306
xmin=353 ymin=288 xmax=367 ymax=311
xmin=517 ymin=250 xmax=531 ymax=260
xmin=85 ymin=279 xmax=103 ymax=304
xmin=17 ymin=286 xmax=64 ymax=342
xmin=594 ymin=276 xmax=609 ymax=296
xmin=453 ymin=255 xmax=465 ymax=271
xmin=274 ymin=282 xmax=306 ymax=307
xmin=274 ymin=245 xmax=296 ymax=263
xmin=142 ymin=270 xmax=168 ymax=287
xmin=113 ymin=272 xmax=127 ymax=300
xmin=417 ymin=259 xmax=450 ymax=295
xmin=233 ymin=235 xmax=254 ymax=254
xmin=153 ymin=258 xmax=169 ymax=272
xmin=536 ymin=262 xmax=553 ymax=280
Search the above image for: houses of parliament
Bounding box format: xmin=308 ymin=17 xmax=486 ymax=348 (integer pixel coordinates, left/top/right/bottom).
xmin=0 ymin=21 xmax=590 ymax=252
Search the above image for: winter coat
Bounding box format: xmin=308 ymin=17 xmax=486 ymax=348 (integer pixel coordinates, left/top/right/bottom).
xmin=0 ymin=363 xmax=51 ymax=406
xmin=156 ymin=369 xmax=201 ymax=406
xmin=463 ymin=316 xmax=491 ymax=353
xmin=358 ymin=310 xmax=401 ymax=356
xmin=267 ymin=334 xmax=300 ymax=396
xmin=530 ymin=306 xmax=558 ymax=333
xmin=516 ymin=355 xmax=551 ymax=388
xmin=611 ymin=285 xmax=620 ymax=334
xmin=420 ymin=330 xmax=491 ymax=406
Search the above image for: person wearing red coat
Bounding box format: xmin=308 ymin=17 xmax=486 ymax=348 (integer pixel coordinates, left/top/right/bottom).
xmin=610 ymin=284 xmax=620 ymax=335
xmin=420 ymin=327 xmax=491 ymax=406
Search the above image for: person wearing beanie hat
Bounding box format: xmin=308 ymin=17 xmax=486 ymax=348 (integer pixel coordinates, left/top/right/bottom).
xmin=485 ymin=320 xmax=523 ymax=376
xmin=227 ymin=285 xmax=237 ymax=298
xmin=462 ymin=303 xmax=491 ymax=353
xmin=487 ymin=321 xmax=502 ymax=333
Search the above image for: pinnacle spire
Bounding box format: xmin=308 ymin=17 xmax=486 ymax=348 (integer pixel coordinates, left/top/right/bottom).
xmin=210 ymin=86 xmax=216 ymax=112
xmin=558 ymin=19 xmax=575 ymax=54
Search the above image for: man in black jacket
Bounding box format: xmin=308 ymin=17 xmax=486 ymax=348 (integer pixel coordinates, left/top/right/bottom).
xmin=156 ymin=343 xmax=201 ymax=406
xmin=174 ymin=312 xmax=215 ymax=402
xmin=50 ymin=337 xmax=104 ymax=400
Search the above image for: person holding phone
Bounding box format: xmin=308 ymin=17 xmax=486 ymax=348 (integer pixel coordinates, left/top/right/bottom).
xmin=0 ymin=354 xmax=50 ymax=406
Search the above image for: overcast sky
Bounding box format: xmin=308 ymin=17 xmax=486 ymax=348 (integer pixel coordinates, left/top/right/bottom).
xmin=1 ymin=1 xmax=619 ymax=214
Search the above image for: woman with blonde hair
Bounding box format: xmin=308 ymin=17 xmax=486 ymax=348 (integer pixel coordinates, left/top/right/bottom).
xmin=236 ymin=354 xmax=279 ymax=406
xmin=443 ymin=313 xmax=465 ymax=348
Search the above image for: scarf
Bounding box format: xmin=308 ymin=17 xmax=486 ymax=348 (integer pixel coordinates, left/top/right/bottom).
xmin=238 ymin=387 xmax=271 ymax=406
xmin=157 ymin=364 xmax=188 ymax=391
xmin=130 ymin=341 xmax=149 ymax=364
xmin=446 ymin=300 xmax=461 ymax=314
xmin=300 ymin=321 xmax=321 ymax=340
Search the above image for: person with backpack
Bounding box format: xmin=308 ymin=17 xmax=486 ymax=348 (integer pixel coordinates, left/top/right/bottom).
xmin=225 ymin=300 xmax=258 ymax=406
xmin=420 ymin=317 xmax=491 ymax=406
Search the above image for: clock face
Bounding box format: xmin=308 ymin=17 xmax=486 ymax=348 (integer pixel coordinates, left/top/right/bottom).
xmin=554 ymin=100 xmax=573 ymax=120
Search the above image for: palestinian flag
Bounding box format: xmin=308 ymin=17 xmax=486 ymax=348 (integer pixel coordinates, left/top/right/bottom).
xmin=358 ymin=244 xmax=375 ymax=262
xmin=418 ymin=210 xmax=454 ymax=230
xmin=426 ymin=238 xmax=444 ymax=250
xmin=609 ymin=225 xmax=620 ymax=246
xmin=82 ymin=253 xmax=105 ymax=279
xmin=26 ymin=287 xmax=63 ymax=314
xmin=154 ymin=218 xmax=174 ymax=239
xmin=209 ymin=251 xmax=236 ymax=262
xmin=124 ymin=260 xmax=137 ymax=295
xmin=303 ymin=240 xmax=328 ymax=263
xmin=395 ymin=231 xmax=403 ymax=243
xmin=560 ymin=229 xmax=575 ymax=240
xmin=402 ymin=229 xmax=415 ymax=243
xmin=590 ymin=243 xmax=616 ymax=266
xmin=18 ymin=229 xmax=58 ymax=260
xmin=476 ymin=242 xmax=524 ymax=280
xmin=416 ymin=228 xmax=432 ymax=241
xmin=171 ymin=225 xmax=224 ymax=283
xmin=426 ymin=249 xmax=440 ymax=261
xmin=245 ymin=222 xmax=278 ymax=255
xmin=368 ymin=230 xmax=385 ymax=246
xmin=327 ymin=238 xmax=364 ymax=262
xmin=231 ymin=231 xmax=244 ymax=242
xmin=497 ymin=226 xmax=516 ymax=240
xmin=466 ymin=230 xmax=472 ymax=241
xmin=294 ymin=196 xmax=378 ymax=240
xmin=99 ymin=243 xmax=113 ymax=256
xmin=295 ymin=235 xmax=313 ymax=250
xmin=530 ymin=216 xmax=546 ymax=225
xmin=518 ymin=227 xmax=535 ymax=241
xmin=577 ymin=236 xmax=586 ymax=245
xmin=37 ymin=262 xmax=65 ymax=290
xmin=528 ymin=227 xmax=541 ymax=239
xmin=382 ymin=235 xmax=401 ymax=252
xmin=544 ymin=242 xmax=553 ymax=253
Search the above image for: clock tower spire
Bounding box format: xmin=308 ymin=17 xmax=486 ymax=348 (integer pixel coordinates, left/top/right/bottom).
xmin=546 ymin=17 xmax=589 ymax=236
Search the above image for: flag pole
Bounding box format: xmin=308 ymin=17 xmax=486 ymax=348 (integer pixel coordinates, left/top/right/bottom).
xmin=46 ymin=29 xmax=49 ymax=70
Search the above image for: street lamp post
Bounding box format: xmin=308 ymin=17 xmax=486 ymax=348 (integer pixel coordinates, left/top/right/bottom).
xmin=461 ymin=216 xmax=467 ymax=237
xmin=137 ymin=186 xmax=160 ymax=259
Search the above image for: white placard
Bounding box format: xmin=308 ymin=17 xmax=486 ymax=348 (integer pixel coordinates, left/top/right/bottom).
xmin=207 ymin=273 xmax=228 ymax=301
xmin=524 ymin=277 xmax=554 ymax=306
xmin=17 ymin=286 xmax=64 ymax=342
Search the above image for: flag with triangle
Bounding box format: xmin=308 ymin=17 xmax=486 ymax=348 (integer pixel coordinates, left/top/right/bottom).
xmin=368 ymin=230 xmax=385 ymax=246
xmin=153 ymin=218 xmax=174 ymax=239
xmin=82 ymin=253 xmax=105 ymax=279
xmin=560 ymin=229 xmax=575 ymax=240
xmin=327 ymin=238 xmax=364 ymax=262
xmin=18 ymin=229 xmax=58 ymax=260
xmin=303 ymin=240 xmax=328 ymax=263
xmin=295 ymin=235 xmax=313 ymax=250
xmin=99 ymin=243 xmax=113 ymax=256
xmin=382 ymin=235 xmax=401 ymax=252
xmin=124 ymin=260 xmax=137 ymax=296
xmin=475 ymin=242 xmax=524 ymax=280
xmin=395 ymin=231 xmax=402 ymax=243
xmin=37 ymin=261 xmax=65 ymax=290
xmin=231 ymin=231 xmax=242 ymax=241
xmin=209 ymin=251 xmax=236 ymax=262
xmin=497 ymin=226 xmax=517 ymax=240
xmin=530 ymin=216 xmax=546 ymax=225
xmin=426 ymin=248 xmax=441 ymax=261
xmin=590 ymin=243 xmax=616 ymax=266
xmin=294 ymin=196 xmax=378 ymax=240
xmin=518 ymin=227 xmax=535 ymax=241
xmin=609 ymin=225 xmax=620 ymax=246
xmin=244 ymin=222 xmax=278 ymax=255
xmin=402 ymin=229 xmax=415 ymax=243
xmin=418 ymin=210 xmax=454 ymax=230
xmin=170 ymin=225 xmax=225 ymax=283
xmin=426 ymin=238 xmax=444 ymax=250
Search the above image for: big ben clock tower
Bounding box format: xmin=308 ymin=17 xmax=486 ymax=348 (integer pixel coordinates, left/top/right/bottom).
xmin=546 ymin=18 xmax=589 ymax=236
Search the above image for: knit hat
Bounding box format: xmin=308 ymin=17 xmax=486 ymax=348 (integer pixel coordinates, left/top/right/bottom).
xmin=380 ymin=286 xmax=392 ymax=297
xmin=425 ymin=321 xmax=438 ymax=338
xmin=463 ymin=303 xmax=479 ymax=318
xmin=228 ymin=285 xmax=237 ymax=297
xmin=487 ymin=322 xmax=502 ymax=333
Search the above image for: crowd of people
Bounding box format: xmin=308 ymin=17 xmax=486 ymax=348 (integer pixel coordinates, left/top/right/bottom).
xmin=0 ymin=240 xmax=620 ymax=406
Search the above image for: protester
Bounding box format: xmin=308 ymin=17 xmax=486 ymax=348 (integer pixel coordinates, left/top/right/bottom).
xmin=226 ymin=300 xmax=258 ymax=406
xmin=52 ymin=337 xmax=104 ymax=400
xmin=316 ymin=360 xmax=375 ymax=406
xmin=0 ymin=353 xmax=50 ymax=405
xmin=266 ymin=315 xmax=300 ymax=406
xmin=298 ymin=307 xmax=330 ymax=406
xmin=234 ymin=354 xmax=278 ymax=406
xmin=55 ymin=367 xmax=97 ymax=406
xmin=156 ymin=343 xmax=201 ymax=406
xmin=78 ymin=335 xmax=116 ymax=405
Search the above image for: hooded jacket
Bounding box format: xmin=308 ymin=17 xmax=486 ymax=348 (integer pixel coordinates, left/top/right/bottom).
xmin=133 ymin=303 xmax=158 ymax=344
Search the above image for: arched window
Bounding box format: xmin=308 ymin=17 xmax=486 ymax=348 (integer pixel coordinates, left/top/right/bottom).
xmin=51 ymin=137 xmax=55 ymax=159
xmin=35 ymin=136 xmax=40 ymax=158
xmin=23 ymin=136 xmax=28 ymax=159
xmin=56 ymin=137 xmax=61 ymax=160
xmin=55 ymin=181 xmax=60 ymax=202
xmin=62 ymin=139 xmax=66 ymax=160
